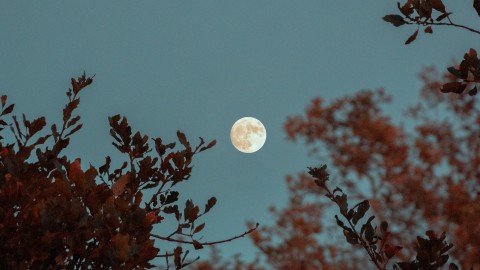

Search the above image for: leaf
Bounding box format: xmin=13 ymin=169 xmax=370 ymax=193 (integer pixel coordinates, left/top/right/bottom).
xmin=174 ymin=246 xmax=182 ymax=267
xmin=163 ymin=205 xmax=178 ymax=214
xmin=28 ymin=117 xmax=46 ymax=137
xmin=352 ymin=200 xmax=369 ymax=225
xmin=343 ymin=229 xmax=359 ymax=245
xmin=431 ymin=0 xmax=446 ymax=13
xmin=67 ymin=115 xmax=81 ymax=128
xmin=145 ymin=212 xmax=156 ymax=224
xmin=398 ymin=2 xmax=414 ymax=16
xmin=362 ymin=216 xmax=375 ymax=242
xmin=32 ymin=135 xmax=51 ymax=146
xmin=365 ymin=223 xmax=375 ymax=242
xmin=383 ymin=14 xmax=407 ymax=27
xmin=424 ymin=26 xmax=433 ymax=34
xmin=347 ymin=208 xmax=355 ymax=220
xmin=335 ymin=215 xmax=350 ymax=231
xmin=135 ymin=191 xmax=143 ymax=207
xmin=112 ymin=173 xmax=130 ymax=196
xmin=63 ymin=99 xmax=79 ymax=122
xmin=1 ymin=104 xmax=14 ymax=115
xmin=205 ymin=197 xmax=216 ymax=213
xmin=199 ymin=139 xmax=216 ymax=152
xmin=405 ymin=29 xmax=419 ymax=45
xmin=114 ymin=233 xmax=131 ymax=261
xmin=441 ymin=82 xmax=466 ymax=94
xmin=177 ymin=130 xmax=189 ymax=148
xmin=336 ymin=194 xmax=348 ymax=216
xmin=437 ymin=254 xmax=449 ymax=266
xmin=447 ymin=67 xmax=462 ymax=78
xmin=1 ymin=95 xmax=6 ymax=107
xmin=449 ymin=263 xmax=459 ymax=270
xmin=184 ymin=200 xmax=194 ymax=222
xmin=165 ymin=191 xmax=179 ymax=204
xmin=474 ymin=0 xmax=480 ymax=16
xmin=460 ymin=61 xmax=469 ymax=79
xmin=192 ymin=240 xmax=203 ymax=250
xmin=468 ymin=86 xmax=478 ymax=96
xmin=469 ymin=48 xmax=477 ymax=57
xmin=436 ymin=12 xmax=452 ymax=21
xmin=188 ymin=206 xmax=199 ymax=222
xmin=64 ymin=124 xmax=83 ymax=138
xmin=343 ymin=230 xmax=358 ymax=245
xmin=51 ymin=124 xmax=59 ymax=141
xmin=384 ymin=244 xmax=403 ymax=259
xmin=308 ymin=165 xmax=329 ymax=181
xmin=194 ymin=223 xmax=205 ymax=234
xmin=380 ymin=221 xmax=388 ymax=234
xmin=99 ymin=156 xmax=111 ymax=175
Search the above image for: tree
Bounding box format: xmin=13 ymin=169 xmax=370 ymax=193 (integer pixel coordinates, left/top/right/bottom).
xmin=251 ymin=65 xmax=479 ymax=269
xmin=195 ymin=2 xmax=480 ymax=269
xmin=383 ymin=0 xmax=480 ymax=96
xmin=195 ymin=68 xmax=477 ymax=270
xmin=0 ymin=74 xmax=257 ymax=269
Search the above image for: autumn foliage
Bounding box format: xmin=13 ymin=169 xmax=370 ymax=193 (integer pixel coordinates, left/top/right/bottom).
xmin=2 ymin=1 xmax=479 ymax=270
xmin=194 ymin=2 xmax=480 ymax=268
xmin=0 ymin=74 xmax=256 ymax=269
xmin=246 ymin=64 xmax=479 ymax=269
xmin=193 ymin=69 xmax=478 ymax=270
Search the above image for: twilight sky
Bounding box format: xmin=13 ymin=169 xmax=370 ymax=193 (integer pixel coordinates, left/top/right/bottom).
xmin=1 ymin=0 xmax=478 ymax=265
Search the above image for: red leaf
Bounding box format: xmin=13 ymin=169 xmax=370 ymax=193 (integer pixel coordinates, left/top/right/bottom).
xmin=441 ymin=82 xmax=466 ymax=94
xmin=199 ymin=139 xmax=217 ymax=152
xmin=424 ymin=26 xmax=433 ymax=34
xmin=177 ymin=130 xmax=190 ymax=148
xmin=405 ymin=29 xmax=419 ymax=45
xmin=145 ymin=212 xmax=156 ymax=224
xmin=205 ymin=197 xmax=216 ymax=213
xmin=64 ymin=124 xmax=83 ymax=137
xmin=436 ymin=12 xmax=451 ymax=21
xmin=474 ymin=0 xmax=480 ymax=16
xmin=1 ymin=104 xmax=14 ymax=115
xmin=382 ymin=14 xmax=407 ymax=27
xmin=28 ymin=117 xmax=46 ymax=136
xmin=468 ymin=48 xmax=477 ymax=58
xmin=192 ymin=240 xmax=204 ymax=250
xmin=112 ymin=173 xmax=130 ymax=196
xmin=1 ymin=95 xmax=6 ymax=107
xmin=398 ymin=2 xmax=414 ymax=16
xmin=194 ymin=223 xmax=205 ymax=234
xmin=468 ymin=86 xmax=478 ymax=96
xmin=431 ymin=0 xmax=446 ymax=13
xmin=113 ymin=233 xmax=131 ymax=261
xmin=384 ymin=244 xmax=403 ymax=259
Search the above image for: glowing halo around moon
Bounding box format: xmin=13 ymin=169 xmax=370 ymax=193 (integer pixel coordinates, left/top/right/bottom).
xmin=230 ymin=117 xmax=267 ymax=153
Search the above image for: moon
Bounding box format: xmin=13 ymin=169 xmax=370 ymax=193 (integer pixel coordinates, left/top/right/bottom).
xmin=230 ymin=117 xmax=267 ymax=153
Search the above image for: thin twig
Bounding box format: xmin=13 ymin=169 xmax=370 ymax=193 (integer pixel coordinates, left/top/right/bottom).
xmin=150 ymin=223 xmax=259 ymax=246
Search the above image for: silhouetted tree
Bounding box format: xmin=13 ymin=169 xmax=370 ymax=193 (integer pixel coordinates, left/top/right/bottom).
xmin=383 ymin=0 xmax=480 ymax=96
xmin=0 ymin=74 xmax=257 ymax=269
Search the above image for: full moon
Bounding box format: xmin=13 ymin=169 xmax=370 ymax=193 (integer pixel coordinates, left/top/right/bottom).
xmin=230 ymin=117 xmax=267 ymax=153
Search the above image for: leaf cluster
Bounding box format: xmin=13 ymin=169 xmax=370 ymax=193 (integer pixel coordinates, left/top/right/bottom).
xmin=309 ymin=165 xmax=461 ymax=270
xmin=0 ymin=74 xmax=255 ymax=269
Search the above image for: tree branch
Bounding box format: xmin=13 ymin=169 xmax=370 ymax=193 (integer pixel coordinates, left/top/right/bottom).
xmin=150 ymin=223 xmax=259 ymax=247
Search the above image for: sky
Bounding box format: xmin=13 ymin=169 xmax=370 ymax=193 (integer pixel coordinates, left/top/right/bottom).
xmin=1 ymin=0 xmax=478 ymax=266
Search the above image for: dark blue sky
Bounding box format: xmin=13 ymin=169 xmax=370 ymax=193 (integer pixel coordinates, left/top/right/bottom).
xmin=1 ymin=0 xmax=478 ymax=265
